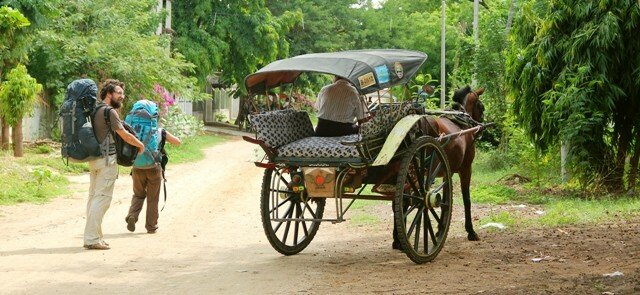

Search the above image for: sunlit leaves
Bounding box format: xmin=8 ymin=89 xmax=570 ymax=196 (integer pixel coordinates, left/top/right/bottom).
xmin=0 ymin=64 xmax=42 ymax=126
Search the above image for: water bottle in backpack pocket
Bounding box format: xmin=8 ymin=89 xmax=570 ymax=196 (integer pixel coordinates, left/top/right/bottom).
xmin=125 ymin=100 xmax=161 ymax=168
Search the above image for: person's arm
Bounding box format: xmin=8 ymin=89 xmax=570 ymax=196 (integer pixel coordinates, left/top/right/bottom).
xmin=164 ymin=130 xmax=181 ymax=146
xmin=107 ymin=108 xmax=145 ymax=153
xmin=115 ymin=128 xmax=145 ymax=154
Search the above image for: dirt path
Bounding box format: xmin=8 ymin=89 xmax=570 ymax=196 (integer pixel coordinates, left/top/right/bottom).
xmin=1 ymin=137 xmax=639 ymax=294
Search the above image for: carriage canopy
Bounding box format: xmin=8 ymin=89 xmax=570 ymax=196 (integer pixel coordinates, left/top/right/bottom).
xmin=244 ymin=49 xmax=427 ymax=95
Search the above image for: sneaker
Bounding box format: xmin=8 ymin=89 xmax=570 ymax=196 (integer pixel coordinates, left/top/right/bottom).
xmin=126 ymin=216 xmax=136 ymax=232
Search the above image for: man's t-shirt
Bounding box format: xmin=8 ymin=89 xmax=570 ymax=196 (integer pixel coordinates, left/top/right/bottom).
xmin=93 ymin=105 xmax=124 ymax=155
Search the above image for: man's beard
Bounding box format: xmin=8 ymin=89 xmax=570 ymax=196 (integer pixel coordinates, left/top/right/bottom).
xmin=109 ymin=99 xmax=122 ymax=109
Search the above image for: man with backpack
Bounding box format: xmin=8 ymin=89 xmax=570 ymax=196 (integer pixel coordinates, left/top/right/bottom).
xmin=84 ymin=79 xmax=144 ymax=250
xmin=124 ymin=99 xmax=181 ymax=234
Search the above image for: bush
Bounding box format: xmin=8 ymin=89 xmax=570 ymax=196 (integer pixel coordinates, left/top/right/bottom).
xmin=161 ymin=106 xmax=204 ymax=138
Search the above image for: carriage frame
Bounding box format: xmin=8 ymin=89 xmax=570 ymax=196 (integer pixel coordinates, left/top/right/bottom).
xmin=243 ymin=49 xmax=488 ymax=264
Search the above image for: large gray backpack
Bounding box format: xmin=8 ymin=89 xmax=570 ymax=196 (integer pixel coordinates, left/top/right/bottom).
xmin=59 ymin=79 xmax=102 ymax=163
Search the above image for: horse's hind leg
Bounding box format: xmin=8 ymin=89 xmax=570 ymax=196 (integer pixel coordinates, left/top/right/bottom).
xmin=460 ymin=169 xmax=480 ymax=241
xmin=392 ymin=199 xmax=402 ymax=250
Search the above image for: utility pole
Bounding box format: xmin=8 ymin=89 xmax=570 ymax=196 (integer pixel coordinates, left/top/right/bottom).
xmin=165 ymin=0 xmax=172 ymax=32
xmin=472 ymin=0 xmax=479 ymax=87
xmin=440 ymin=0 xmax=446 ymax=109
xmin=156 ymin=0 xmax=163 ymax=35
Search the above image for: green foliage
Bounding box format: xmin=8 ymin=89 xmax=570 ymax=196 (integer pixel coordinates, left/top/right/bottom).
xmin=0 ymin=64 xmax=42 ymax=126
xmin=506 ymin=0 xmax=640 ymax=191
xmin=480 ymin=211 xmax=519 ymax=228
xmin=0 ymin=152 xmax=68 ymax=205
xmin=472 ymin=184 xmax=518 ymax=204
xmin=172 ymin=1 xmax=300 ymax=93
xmin=34 ymin=144 xmax=52 ymax=154
xmin=537 ymin=198 xmax=640 ymax=227
xmin=0 ymin=5 xmax=31 ymax=76
xmin=214 ymin=112 xmax=227 ymax=122
xmin=32 ymin=167 xmax=52 ymax=196
xmin=161 ymin=106 xmax=204 ymax=139
xmin=26 ymin=0 xmax=206 ymax=107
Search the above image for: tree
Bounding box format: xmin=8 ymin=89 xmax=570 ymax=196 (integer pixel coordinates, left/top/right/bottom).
xmin=25 ymin=0 xmax=205 ymax=110
xmin=0 ymin=64 xmax=42 ymax=157
xmin=172 ymin=0 xmax=301 ymax=92
xmin=506 ymin=0 xmax=640 ymax=192
xmin=0 ymin=5 xmax=31 ymax=149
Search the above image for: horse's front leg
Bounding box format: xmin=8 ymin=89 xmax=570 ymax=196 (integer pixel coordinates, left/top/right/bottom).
xmin=459 ymin=169 xmax=480 ymax=241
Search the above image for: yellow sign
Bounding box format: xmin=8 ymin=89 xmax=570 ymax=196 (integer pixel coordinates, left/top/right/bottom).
xmin=372 ymin=115 xmax=425 ymax=166
xmin=358 ymin=72 xmax=376 ymax=89
xmin=303 ymin=167 xmax=336 ymax=197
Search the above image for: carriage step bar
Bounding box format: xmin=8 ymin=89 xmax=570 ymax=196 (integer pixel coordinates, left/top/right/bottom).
xmin=271 ymin=218 xmax=347 ymax=224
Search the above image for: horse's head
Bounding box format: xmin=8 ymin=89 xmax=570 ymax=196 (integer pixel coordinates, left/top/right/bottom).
xmin=452 ymin=86 xmax=485 ymax=123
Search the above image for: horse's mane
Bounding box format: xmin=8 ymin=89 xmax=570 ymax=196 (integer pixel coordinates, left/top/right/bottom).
xmin=450 ymin=85 xmax=472 ymax=111
xmin=452 ymin=86 xmax=472 ymax=104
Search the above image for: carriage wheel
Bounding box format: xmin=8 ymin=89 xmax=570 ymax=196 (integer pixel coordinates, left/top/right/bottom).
xmin=394 ymin=136 xmax=453 ymax=264
xmin=261 ymin=167 xmax=325 ymax=255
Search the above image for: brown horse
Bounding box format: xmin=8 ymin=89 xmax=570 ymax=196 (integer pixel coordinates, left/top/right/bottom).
xmin=425 ymin=85 xmax=485 ymax=241
xmin=392 ymin=86 xmax=485 ymax=248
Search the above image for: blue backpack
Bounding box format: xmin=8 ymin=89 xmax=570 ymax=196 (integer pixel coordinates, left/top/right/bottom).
xmin=125 ymin=100 xmax=161 ymax=168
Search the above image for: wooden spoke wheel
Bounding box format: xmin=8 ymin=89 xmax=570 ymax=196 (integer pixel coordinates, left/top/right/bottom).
xmin=261 ymin=167 xmax=325 ymax=255
xmin=394 ymin=136 xmax=453 ymax=264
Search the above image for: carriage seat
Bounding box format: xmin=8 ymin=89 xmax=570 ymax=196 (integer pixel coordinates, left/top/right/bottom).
xmin=249 ymin=109 xmax=360 ymax=159
xmin=278 ymin=134 xmax=359 ymax=158
xmin=359 ymin=102 xmax=415 ymax=139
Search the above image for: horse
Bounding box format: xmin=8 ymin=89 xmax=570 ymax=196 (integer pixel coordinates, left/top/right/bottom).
xmin=392 ymin=85 xmax=485 ymax=248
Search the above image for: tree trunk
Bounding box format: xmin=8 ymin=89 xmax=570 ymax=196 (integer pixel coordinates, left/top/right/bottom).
xmin=234 ymin=96 xmax=248 ymax=130
xmin=628 ymin=132 xmax=640 ymax=191
xmin=1 ymin=116 xmax=9 ymax=150
xmin=505 ymin=0 xmax=517 ymax=36
xmin=12 ymin=118 xmax=23 ymax=157
xmin=608 ymin=131 xmax=630 ymax=192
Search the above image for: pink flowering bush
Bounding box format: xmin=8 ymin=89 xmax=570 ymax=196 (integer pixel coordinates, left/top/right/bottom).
xmin=153 ymin=84 xmax=176 ymax=112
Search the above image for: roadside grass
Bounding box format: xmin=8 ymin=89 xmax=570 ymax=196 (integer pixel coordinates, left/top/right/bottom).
xmin=0 ymin=134 xmax=225 ymax=205
xmin=164 ymin=134 xmax=225 ymax=164
xmin=347 ymin=186 xmax=386 ymax=226
xmin=471 ymin=149 xmax=640 ymax=229
xmin=1 ymin=149 xmax=70 ymax=205
xmin=350 ymin=213 xmax=380 ymax=226
xmin=116 ymin=134 xmax=225 ymax=175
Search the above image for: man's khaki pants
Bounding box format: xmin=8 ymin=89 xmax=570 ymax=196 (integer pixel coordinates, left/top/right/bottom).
xmin=84 ymin=156 xmax=118 ymax=246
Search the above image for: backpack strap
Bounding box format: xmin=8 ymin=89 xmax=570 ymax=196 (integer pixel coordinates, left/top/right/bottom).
xmin=160 ymin=128 xmax=168 ymax=212
xmin=101 ymin=106 xmax=119 ymax=167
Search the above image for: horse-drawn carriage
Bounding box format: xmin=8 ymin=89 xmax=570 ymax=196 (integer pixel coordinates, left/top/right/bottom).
xmin=243 ymin=49 xmax=489 ymax=264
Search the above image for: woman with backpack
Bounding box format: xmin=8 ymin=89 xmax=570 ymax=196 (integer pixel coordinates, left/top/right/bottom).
xmin=123 ymin=100 xmax=181 ymax=234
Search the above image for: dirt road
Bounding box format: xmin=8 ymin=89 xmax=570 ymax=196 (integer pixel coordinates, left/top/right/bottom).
xmin=1 ymin=137 xmax=639 ymax=294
